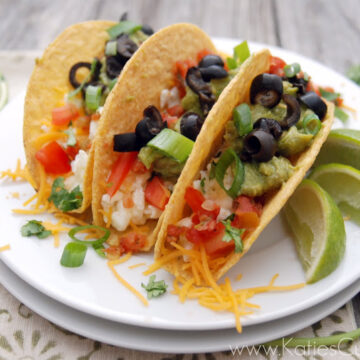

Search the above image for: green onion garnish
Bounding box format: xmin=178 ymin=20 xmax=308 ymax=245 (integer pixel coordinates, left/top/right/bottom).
xmin=147 ymin=128 xmax=194 ymax=163
xmin=335 ymin=106 xmax=349 ymax=123
xmin=68 ymin=225 xmax=110 ymax=247
xmin=0 ymin=72 xmax=8 ymax=111
xmin=234 ymin=41 xmax=250 ymax=64
xmin=284 ymin=63 xmax=301 ymax=78
xmin=109 ymin=78 xmax=118 ymax=91
xmin=302 ymin=113 xmax=322 ymax=135
xmin=85 ymin=85 xmax=102 ymax=112
xmin=319 ymin=88 xmax=340 ymax=102
xmin=92 ymin=243 xmax=106 ymax=258
xmin=226 ymin=57 xmax=238 ymax=70
xmin=60 ymin=242 xmax=87 ymax=268
xmin=215 ymin=148 xmax=244 ymax=199
xmin=107 ymin=21 xmax=142 ymax=39
xmin=105 ymin=40 xmax=118 ymax=56
xmin=233 ymin=103 xmax=252 ymax=136
xmin=68 ymin=58 xmax=99 ymax=98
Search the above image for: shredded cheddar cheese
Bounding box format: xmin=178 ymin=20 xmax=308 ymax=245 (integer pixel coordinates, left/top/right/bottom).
xmin=128 ymin=262 xmax=146 ymax=269
xmin=32 ymin=132 xmax=67 ymax=149
xmin=0 ymin=244 xmax=10 ymax=252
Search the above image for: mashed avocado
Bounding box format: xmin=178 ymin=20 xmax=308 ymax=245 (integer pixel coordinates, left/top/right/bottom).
xmin=129 ymin=30 xmax=149 ymax=46
xmin=181 ymin=87 xmax=202 ymax=115
xmin=138 ymin=146 xmax=184 ymax=179
xmin=278 ymin=126 xmax=313 ymax=157
xmin=241 ymin=156 xmax=294 ymax=197
xmin=211 ymin=69 xmax=238 ymax=99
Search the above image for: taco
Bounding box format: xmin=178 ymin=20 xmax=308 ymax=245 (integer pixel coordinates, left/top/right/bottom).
xmin=23 ymin=18 xmax=153 ymax=213
xmin=153 ymin=51 xmax=334 ymax=283
xmin=91 ymin=24 xmax=251 ymax=254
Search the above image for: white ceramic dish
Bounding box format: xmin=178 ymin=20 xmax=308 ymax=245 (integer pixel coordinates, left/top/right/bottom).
xmin=1 ymin=259 xmax=359 ymax=353
xmin=0 ymin=39 xmax=359 ymax=331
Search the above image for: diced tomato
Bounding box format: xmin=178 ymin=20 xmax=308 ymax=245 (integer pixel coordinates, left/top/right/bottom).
xmin=197 ymin=49 xmax=214 ymax=63
xmin=269 ymin=56 xmax=286 ymax=77
xmin=35 ymin=141 xmax=71 ymax=174
xmin=185 ymin=218 xmax=223 ymax=244
xmin=185 ymin=59 xmax=197 ymax=69
xmin=132 ymin=158 xmax=148 ymax=174
xmin=175 ymin=61 xmax=189 ymax=79
xmin=65 ymin=143 xmax=80 ymax=161
xmin=168 ymin=224 xmax=185 ymax=237
xmin=107 ymin=152 xmax=138 ymax=197
xmin=145 ymin=176 xmax=170 ymax=210
xmin=321 ymin=86 xmax=343 ymax=105
xmin=120 ymin=232 xmax=147 ymax=253
xmin=185 ymin=187 xmax=220 ymax=219
xmin=52 ymin=104 xmax=79 ymax=127
xmin=234 ymin=195 xmax=262 ymax=217
xmin=167 ymin=104 xmax=184 ymax=117
xmin=306 ymin=81 xmax=321 ymax=96
xmin=232 ymin=211 xmax=260 ymax=230
xmin=162 ymin=113 xmax=178 ymax=129
xmin=104 ymin=245 xmax=124 ymax=260
xmin=203 ymin=226 xmax=235 ymax=256
xmin=91 ymin=113 xmax=101 ymax=121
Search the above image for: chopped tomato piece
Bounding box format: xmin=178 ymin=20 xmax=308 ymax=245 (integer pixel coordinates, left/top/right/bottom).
xmin=175 ymin=60 xmax=189 ymax=79
xmin=91 ymin=113 xmax=101 ymax=121
xmin=185 ymin=187 xmax=220 ymax=219
xmin=269 ymin=56 xmax=286 ymax=77
xmin=145 ymin=176 xmax=170 ymax=210
xmin=104 ymin=245 xmax=124 ymax=260
xmin=107 ymin=152 xmax=138 ymax=197
xmin=65 ymin=143 xmax=80 ymax=161
xmin=235 ymin=195 xmax=262 ymax=216
xmin=35 ymin=141 xmax=71 ymax=174
xmin=132 ymin=158 xmax=148 ymax=174
xmin=167 ymin=104 xmax=184 ymax=117
xmin=197 ymin=48 xmax=214 ymax=62
xmin=162 ymin=113 xmax=178 ymax=129
xmin=52 ymin=104 xmax=79 ymax=127
xmin=186 ymin=219 xmax=224 ymax=244
xmin=306 ymin=81 xmax=321 ymax=96
xmin=120 ymin=232 xmax=146 ymax=253
xmin=185 ymin=59 xmax=197 ymax=69
xmin=203 ymin=226 xmax=235 ymax=256
xmin=166 ymin=224 xmax=186 ymax=243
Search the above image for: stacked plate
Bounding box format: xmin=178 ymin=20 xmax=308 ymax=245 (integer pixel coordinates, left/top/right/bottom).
xmin=1 ymin=39 xmax=360 ymax=353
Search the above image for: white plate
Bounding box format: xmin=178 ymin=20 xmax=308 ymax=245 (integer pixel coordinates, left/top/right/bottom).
xmin=0 ymin=39 xmax=360 ymax=331
xmin=1 ymin=259 xmax=359 ymax=353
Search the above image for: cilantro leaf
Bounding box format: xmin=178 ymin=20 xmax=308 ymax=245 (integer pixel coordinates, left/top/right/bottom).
xmin=221 ymin=219 xmax=244 ymax=253
xmin=21 ymin=220 xmax=52 ymax=239
xmin=347 ymin=64 xmax=360 ymax=85
xmin=48 ymin=177 xmax=83 ymax=212
xmin=65 ymin=127 xmax=76 ymax=147
xmin=319 ymin=88 xmax=340 ymax=102
xmin=141 ymin=275 xmax=168 ymax=299
xmin=200 ymin=178 xmax=206 ymax=194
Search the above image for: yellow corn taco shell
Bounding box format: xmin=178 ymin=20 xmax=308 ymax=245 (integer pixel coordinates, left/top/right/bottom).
xmin=24 ymin=20 xmax=115 ymax=213
xmin=92 ymin=23 xmax=217 ymax=250
xmin=154 ymin=49 xmax=334 ymax=281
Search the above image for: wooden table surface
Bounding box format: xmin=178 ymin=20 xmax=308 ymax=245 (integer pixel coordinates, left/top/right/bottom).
xmin=0 ymin=0 xmax=359 ymax=333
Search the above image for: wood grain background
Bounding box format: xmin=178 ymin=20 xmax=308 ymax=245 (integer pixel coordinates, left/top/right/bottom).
xmin=0 ymin=0 xmax=359 ymax=74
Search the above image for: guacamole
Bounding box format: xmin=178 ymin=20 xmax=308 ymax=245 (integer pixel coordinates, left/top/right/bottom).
xmin=138 ymin=146 xmax=184 ymax=179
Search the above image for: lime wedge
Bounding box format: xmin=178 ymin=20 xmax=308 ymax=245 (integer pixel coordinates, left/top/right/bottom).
xmin=314 ymin=129 xmax=360 ymax=170
xmin=0 ymin=73 xmax=8 ymax=111
xmin=309 ymin=163 xmax=360 ymax=225
xmin=283 ymin=179 xmax=345 ymax=284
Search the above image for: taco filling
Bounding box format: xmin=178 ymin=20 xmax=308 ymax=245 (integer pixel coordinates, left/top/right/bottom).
xmin=33 ymin=19 xmax=152 ymax=212
xmin=99 ymin=46 xmax=248 ymax=254
xmin=159 ymin=56 xmax=330 ymax=268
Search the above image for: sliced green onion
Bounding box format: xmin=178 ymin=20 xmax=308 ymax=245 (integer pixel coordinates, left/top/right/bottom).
xmin=233 ymin=41 xmax=250 ymax=64
xmin=93 ymin=243 xmax=106 ymax=258
xmin=284 ymin=63 xmax=301 ymax=78
xmin=209 ymin=161 xmax=216 ymax=179
xmin=68 ymin=225 xmax=110 ymax=247
xmin=319 ymin=88 xmax=340 ymax=102
xmin=233 ymin=103 xmax=252 ymax=136
xmin=68 ymin=58 xmax=99 ymax=98
xmin=302 ymin=113 xmax=321 ymax=135
xmin=215 ymin=148 xmax=244 ymax=199
xmin=85 ymin=85 xmax=102 ymax=112
xmin=109 ymin=78 xmax=118 ymax=91
xmin=65 ymin=127 xmax=76 ymax=147
xmin=60 ymin=242 xmax=87 ymax=268
xmin=105 ymin=40 xmax=117 ymax=56
xmin=147 ymin=128 xmax=194 ymax=163
xmin=226 ymin=57 xmax=238 ymax=70
xmin=335 ymin=106 xmax=349 ymax=123
xmin=107 ymin=21 xmax=142 ymax=39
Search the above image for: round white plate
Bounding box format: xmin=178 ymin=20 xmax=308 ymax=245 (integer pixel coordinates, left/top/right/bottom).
xmin=1 ymin=259 xmax=359 ymax=353
xmin=0 ymin=39 xmax=359 ymax=331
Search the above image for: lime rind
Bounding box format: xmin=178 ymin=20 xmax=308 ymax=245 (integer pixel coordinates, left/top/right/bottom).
xmin=0 ymin=73 xmax=8 ymax=111
xmin=284 ymin=179 xmax=346 ymax=284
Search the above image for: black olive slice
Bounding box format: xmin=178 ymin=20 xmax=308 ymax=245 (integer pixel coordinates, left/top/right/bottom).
xmin=113 ymin=133 xmax=141 ymax=152
xmin=199 ymin=65 xmax=228 ymax=82
xmin=69 ymin=62 xmax=91 ymax=89
xmin=106 ymin=56 xmax=123 ymax=79
xmin=287 ymin=76 xmax=308 ymax=95
xmin=279 ymin=94 xmax=301 ymax=129
xmin=117 ymin=34 xmax=138 ymax=60
xmin=135 ymin=106 xmax=167 ymax=144
xmin=253 ymin=118 xmax=283 ymax=140
xmin=198 ymin=55 xmax=224 ymax=68
xmin=250 ymin=74 xmax=283 ymax=108
xmin=180 ymin=112 xmax=204 ymax=141
xmin=141 ymin=24 xmax=154 ymax=35
xmin=300 ymin=91 xmax=327 ymax=120
xmin=198 ymin=91 xmax=216 ymax=117
xmin=119 ymin=12 xmax=128 ymax=21
xmin=243 ymin=130 xmax=276 ymax=162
